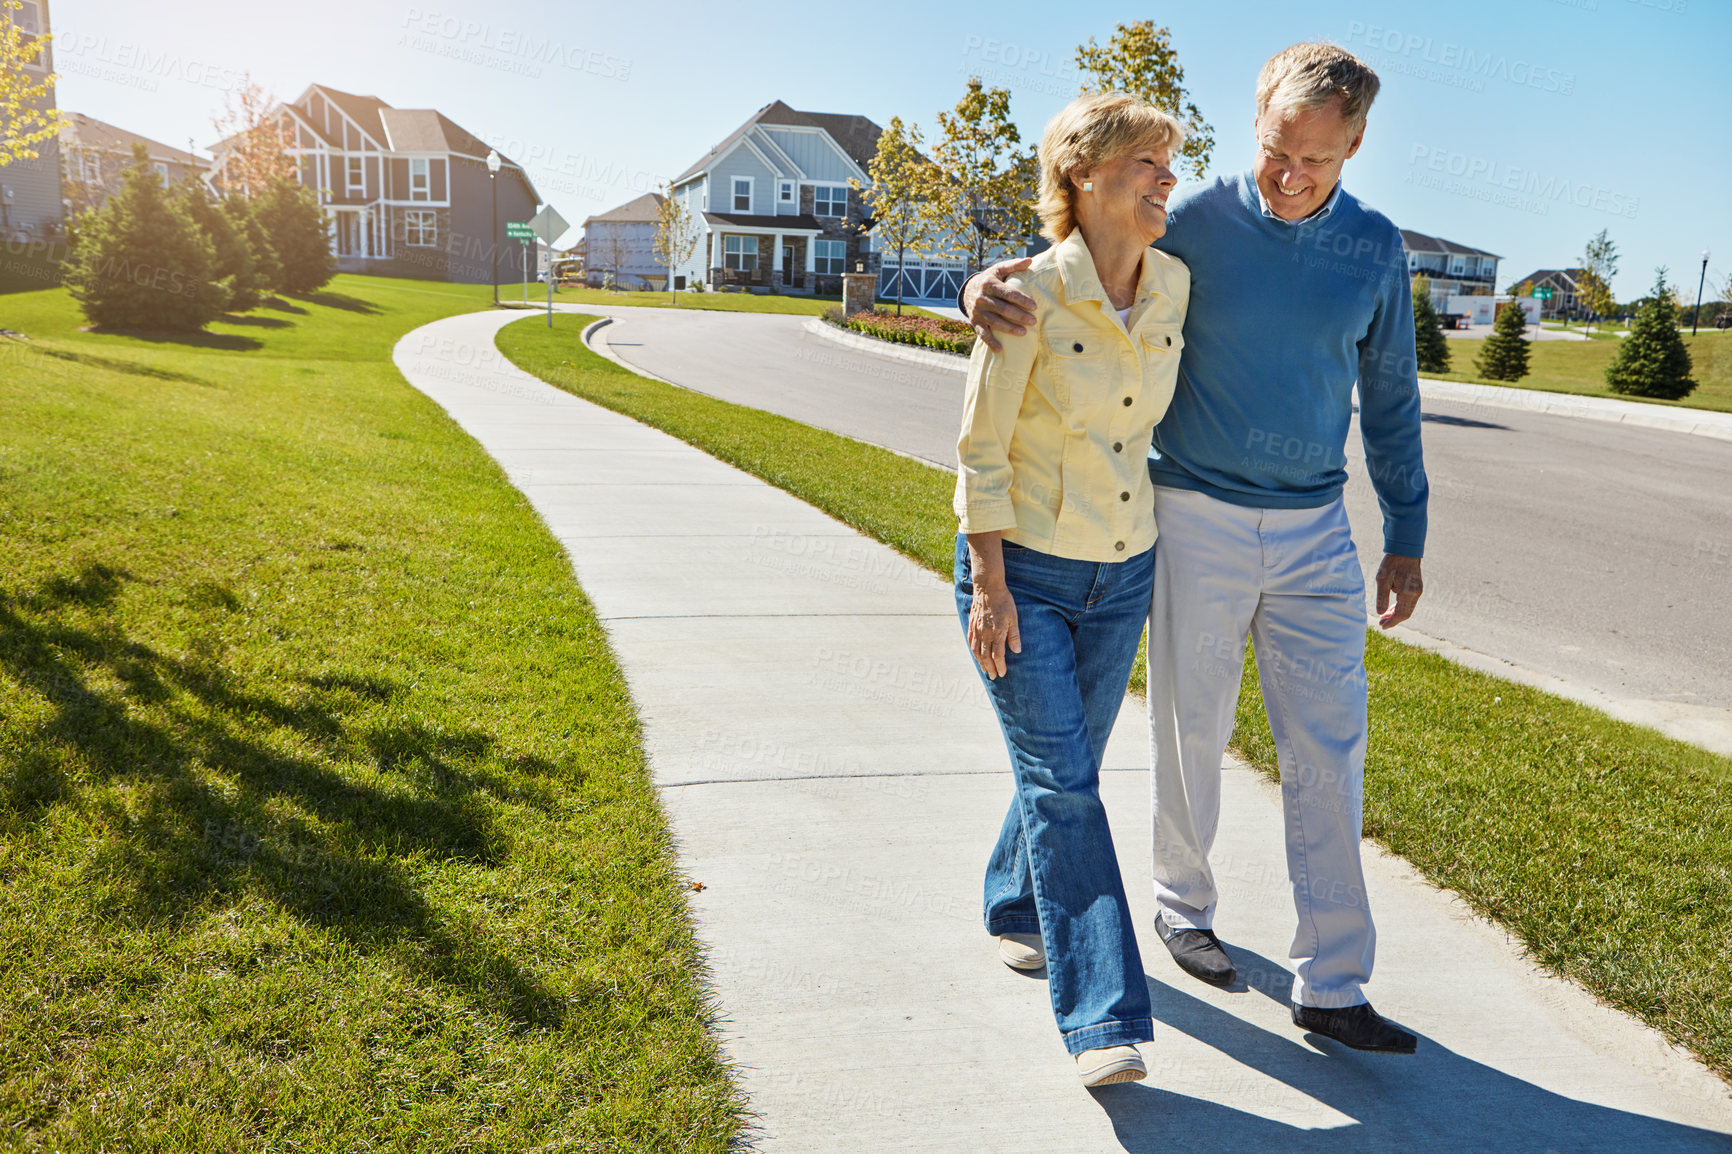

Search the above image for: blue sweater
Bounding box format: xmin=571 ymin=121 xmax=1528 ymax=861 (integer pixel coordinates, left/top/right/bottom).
xmin=1149 ymin=171 xmax=1428 ymax=557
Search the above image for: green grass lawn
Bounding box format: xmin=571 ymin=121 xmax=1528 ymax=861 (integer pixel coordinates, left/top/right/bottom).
xmin=499 ymin=312 xmax=1732 ymax=1084
xmin=505 ymin=283 xmax=950 ymax=320
xmin=0 ymin=279 xmax=743 ymax=1150
xmin=1432 ymin=330 xmax=1732 ymax=413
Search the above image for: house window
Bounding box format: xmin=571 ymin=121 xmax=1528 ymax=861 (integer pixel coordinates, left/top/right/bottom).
xmin=723 ymin=235 xmax=758 ymax=271
xmin=1449 ymin=258 xmax=1466 ymax=275
xmin=814 ymin=239 xmax=846 ymax=276
xmin=346 ymin=156 xmax=363 ymax=194
xmin=404 ymin=209 xmax=437 ymax=247
xmin=779 ymin=180 xmax=794 ymax=204
xmin=410 ymin=157 xmax=430 ymax=202
xmin=732 ymin=177 xmax=752 ymax=212
xmin=13 ymin=1 xmax=42 ymax=67
xmin=814 ymin=185 xmax=847 ymax=217
xmin=80 ymin=153 xmax=100 ymax=184
xmin=154 ymin=162 xmax=169 ymax=181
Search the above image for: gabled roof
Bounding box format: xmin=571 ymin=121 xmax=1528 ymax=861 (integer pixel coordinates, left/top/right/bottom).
xmin=674 ymin=100 xmax=882 ymax=184
xmin=1509 ymin=268 xmax=1586 ymax=290
xmin=1400 ymin=229 xmax=1501 ymax=260
xmin=583 ymin=192 xmax=664 ymax=227
xmin=60 ymin=112 xmax=208 ymax=168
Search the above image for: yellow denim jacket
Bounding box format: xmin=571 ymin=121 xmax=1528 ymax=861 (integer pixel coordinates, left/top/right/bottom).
xmin=954 ymin=228 xmax=1190 ymax=562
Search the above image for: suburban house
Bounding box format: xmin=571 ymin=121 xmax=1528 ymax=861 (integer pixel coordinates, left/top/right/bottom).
xmin=208 ymin=84 xmax=542 ymax=284
xmin=580 ymin=192 xmax=666 ymax=289
xmin=1400 ymin=229 xmax=1500 ymax=310
xmin=1507 ymin=268 xmax=1589 ymax=318
xmin=59 ymin=113 xmax=209 ymax=214
xmin=1 ymin=0 xmax=63 ymax=244
xmin=668 ymin=100 xmax=881 ymax=297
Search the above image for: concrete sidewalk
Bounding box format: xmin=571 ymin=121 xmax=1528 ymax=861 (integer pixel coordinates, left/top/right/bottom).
xmin=393 ymin=309 xmax=1732 ymax=1152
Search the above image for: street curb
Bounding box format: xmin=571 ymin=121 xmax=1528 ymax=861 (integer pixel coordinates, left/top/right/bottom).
xmin=1417 ymin=378 xmax=1732 ymax=442
xmin=805 ymin=315 xmax=1731 ymax=442
xmin=580 ymin=315 xmax=679 ymax=385
xmin=801 ymin=316 xmax=973 ymax=371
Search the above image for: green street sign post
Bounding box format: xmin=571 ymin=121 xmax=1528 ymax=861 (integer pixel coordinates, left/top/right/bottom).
xmin=506 ymin=223 xmax=536 ymax=303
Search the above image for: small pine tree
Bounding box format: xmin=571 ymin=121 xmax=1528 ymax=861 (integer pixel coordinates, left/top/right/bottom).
xmin=64 ymin=143 xmax=220 ymax=331
xmin=175 ymin=180 xmax=250 ymax=312
xmin=1605 ymin=269 xmax=1696 ymax=400
xmin=225 ymin=194 xmax=281 ymax=302
xmin=1412 ymin=277 xmax=1450 ymax=374
xmin=255 ymin=177 xmax=335 ymax=294
xmin=1475 ymin=300 xmax=1531 ymax=381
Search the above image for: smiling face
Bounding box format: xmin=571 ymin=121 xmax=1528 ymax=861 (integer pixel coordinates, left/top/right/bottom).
xmin=1073 ymin=146 xmax=1178 ymax=247
xmin=1253 ymin=99 xmax=1364 ymax=221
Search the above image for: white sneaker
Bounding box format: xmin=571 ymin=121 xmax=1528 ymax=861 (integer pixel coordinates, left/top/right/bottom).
xmin=996 ymin=932 xmax=1045 ymax=970
xmin=1075 ymin=1045 xmax=1146 ymax=1087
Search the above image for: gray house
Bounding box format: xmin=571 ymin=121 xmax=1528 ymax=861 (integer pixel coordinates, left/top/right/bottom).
xmin=580 ymin=192 xmax=665 ymax=289
xmin=669 ymin=100 xmax=880 ymax=296
xmin=60 ymin=113 xmax=209 ymax=215
xmin=1400 ymin=229 xmax=1501 ymax=309
xmin=209 ymin=84 xmax=543 ymax=284
xmin=1 ymin=0 xmax=64 ymax=246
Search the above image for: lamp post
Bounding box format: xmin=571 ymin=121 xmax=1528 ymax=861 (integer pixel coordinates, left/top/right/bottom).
xmin=1692 ymin=248 xmax=1710 ymax=337
xmin=486 ymin=149 xmax=501 ymax=306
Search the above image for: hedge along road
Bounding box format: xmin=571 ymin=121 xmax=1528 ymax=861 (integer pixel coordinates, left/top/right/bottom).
xmin=589 ymin=304 xmax=1732 ymax=753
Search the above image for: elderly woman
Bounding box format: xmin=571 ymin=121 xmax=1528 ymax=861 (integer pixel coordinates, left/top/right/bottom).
xmin=953 ymin=92 xmax=1188 ymax=1088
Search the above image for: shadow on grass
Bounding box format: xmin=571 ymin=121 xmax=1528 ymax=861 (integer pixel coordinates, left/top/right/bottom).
xmin=81 ymin=326 xmax=264 ymax=352
xmin=0 ymin=561 xmax=568 ymax=1031
xmin=261 ymin=296 xmax=308 ymax=315
xmin=298 ymin=290 xmax=383 ymax=315
xmin=34 ymin=347 xmax=212 ymax=385
xmin=218 ymin=314 xmax=295 ymax=329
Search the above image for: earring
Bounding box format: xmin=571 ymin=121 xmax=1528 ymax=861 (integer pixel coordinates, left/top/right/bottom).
xmin=1081 ymin=181 xmax=1093 ymax=192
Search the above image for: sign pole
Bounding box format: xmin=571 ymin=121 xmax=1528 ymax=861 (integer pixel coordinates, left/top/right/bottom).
xmin=522 ymin=239 xmax=528 ymax=303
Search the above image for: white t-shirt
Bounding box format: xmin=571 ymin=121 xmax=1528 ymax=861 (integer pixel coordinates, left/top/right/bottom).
xmin=1116 ymin=305 xmax=1132 ymax=326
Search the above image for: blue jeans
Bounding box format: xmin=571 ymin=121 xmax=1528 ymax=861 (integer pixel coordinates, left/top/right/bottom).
xmin=954 ymin=533 xmax=1155 ymax=1054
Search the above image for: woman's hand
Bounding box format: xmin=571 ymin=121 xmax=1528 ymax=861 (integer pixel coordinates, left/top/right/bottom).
xmin=966 ymin=533 xmax=1022 ymax=679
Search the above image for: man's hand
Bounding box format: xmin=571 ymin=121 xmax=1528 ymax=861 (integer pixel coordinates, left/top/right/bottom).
xmin=1375 ymin=554 xmax=1424 ymax=629
xmin=961 ymin=257 xmax=1037 ymax=352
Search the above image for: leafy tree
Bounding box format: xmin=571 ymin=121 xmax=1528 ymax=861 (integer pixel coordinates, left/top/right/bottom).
xmin=0 ymin=0 xmax=62 ymax=168
xmin=651 ymin=183 xmax=699 ymax=304
xmin=225 ymin=193 xmax=280 ymax=302
xmin=1579 ymin=229 xmax=1618 ymax=320
xmin=210 ymin=76 xmax=299 ymax=195
xmin=255 ymin=177 xmax=335 ymax=295
xmin=856 ymin=116 xmax=941 ymax=316
xmin=64 ymin=144 xmax=219 ymax=330
xmin=175 ymin=181 xmax=251 ymax=312
xmin=1411 ymin=276 xmax=1450 ymax=374
xmin=1475 ymin=299 xmax=1530 ymax=382
xmin=1605 ymin=268 xmax=1696 ymax=400
xmin=929 ymin=77 xmax=1039 ymax=275
xmin=1075 ymin=20 xmax=1214 ymax=179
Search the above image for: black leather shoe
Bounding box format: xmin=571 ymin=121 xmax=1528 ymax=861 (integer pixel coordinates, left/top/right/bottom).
xmin=1155 ymin=920 xmax=1236 ymax=986
xmin=1291 ymin=1002 xmax=1417 ymax=1053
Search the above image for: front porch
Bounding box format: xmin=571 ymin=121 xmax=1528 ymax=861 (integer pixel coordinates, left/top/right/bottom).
xmin=707 ymin=225 xmax=826 ymax=296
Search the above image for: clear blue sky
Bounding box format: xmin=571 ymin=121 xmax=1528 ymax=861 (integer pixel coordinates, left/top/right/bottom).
xmin=51 ymin=0 xmax=1731 ymax=302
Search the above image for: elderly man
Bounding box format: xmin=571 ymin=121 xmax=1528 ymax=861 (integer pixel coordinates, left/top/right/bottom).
xmin=961 ymin=42 xmax=1425 ymax=1053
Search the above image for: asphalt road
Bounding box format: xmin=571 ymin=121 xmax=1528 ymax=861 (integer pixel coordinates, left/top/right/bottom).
xmin=595 ymin=306 xmax=1732 ymax=730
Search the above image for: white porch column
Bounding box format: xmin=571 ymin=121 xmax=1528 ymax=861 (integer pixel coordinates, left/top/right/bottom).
xmin=804 ymin=236 xmax=816 ymax=274
xmin=708 ymin=229 xmax=719 ymax=276
xmin=772 ymin=232 xmax=784 ymax=272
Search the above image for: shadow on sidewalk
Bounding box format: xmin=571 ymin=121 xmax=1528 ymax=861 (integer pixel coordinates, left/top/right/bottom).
xmin=1088 ymin=944 xmax=1730 ymax=1152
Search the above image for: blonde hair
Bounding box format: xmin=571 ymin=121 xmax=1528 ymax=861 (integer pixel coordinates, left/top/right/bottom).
xmin=1036 ymin=92 xmax=1185 ymax=245
xmin=1255 ymin=42 xmax=1381 ymax=129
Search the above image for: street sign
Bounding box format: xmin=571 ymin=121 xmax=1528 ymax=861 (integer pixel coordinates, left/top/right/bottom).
xmin=528 ymin=206 xmax=570 ymax=326
xmin=1533 ymin=286 xmax=1555 ymax=300
xmin=529 ymin=205 xmax=568 ymax=242
xmin=505 ymin=221 xmax=535 ymax=239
